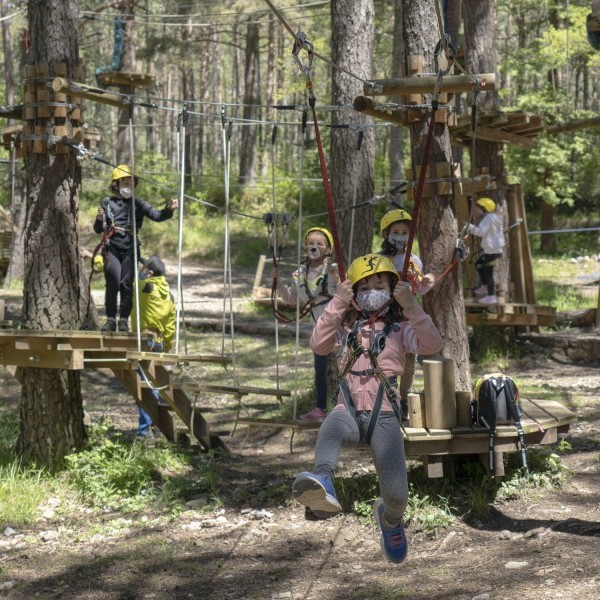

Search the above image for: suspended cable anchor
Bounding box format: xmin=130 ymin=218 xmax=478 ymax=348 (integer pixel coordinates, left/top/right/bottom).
xmin=433 ymin=34 xmax=457 ymax=77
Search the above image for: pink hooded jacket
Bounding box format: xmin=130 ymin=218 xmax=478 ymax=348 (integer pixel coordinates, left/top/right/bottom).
xmin=310 ymin=293 xmax=443 ymax=412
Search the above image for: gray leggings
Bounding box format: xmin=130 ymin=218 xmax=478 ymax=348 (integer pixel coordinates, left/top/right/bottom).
xmin=313 ymin=407 xmax=408 ymax=525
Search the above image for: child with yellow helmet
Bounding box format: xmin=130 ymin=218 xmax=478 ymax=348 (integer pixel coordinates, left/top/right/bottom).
xmin=274 ymin=226 xmax=339 ymax=421
xmin=94 ymin=164 xmax=178 ymax=332
xmin=379 ymin=208 xmax=435 ymax=419
xmin=292 ymin=253 xmax=442 ymax=564
xmin=468 ymin=197 xmax=504 ymax=305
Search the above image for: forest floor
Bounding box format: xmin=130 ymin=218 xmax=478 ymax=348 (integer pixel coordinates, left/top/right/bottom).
xmin=1 ymin=262 xmax=600 ymax=600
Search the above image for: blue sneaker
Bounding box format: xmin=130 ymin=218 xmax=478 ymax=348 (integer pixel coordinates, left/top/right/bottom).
xmin=292 ymin=472 xmax=342 ymax=518
xmin=373 ymin=498 xmax=408 ymax=563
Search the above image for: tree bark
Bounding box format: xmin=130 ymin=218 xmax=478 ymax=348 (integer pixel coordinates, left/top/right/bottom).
xmin=404 ymin=0 xmax=471 ymax=391
xmin=463 ymin=0 xmax=509 ymax=299
xmin=116 ymin=0 xmax=136 ymax=164
xmin=330 ymin=0 xmax=375 ymax=263
xmin=388 ymin=0 xmax=404 ymax=189
xmin=238 ymin=22 xmax=260 ymax=185
xmin=19 ymin=0 xmax=86 ymax=469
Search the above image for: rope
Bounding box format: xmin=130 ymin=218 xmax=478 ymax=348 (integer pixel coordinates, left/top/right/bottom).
xmin=175 ymin=104 xmax=188 ymax=354
xmin=129 ymin=100 xmax=142 ymax=352
xmin=220 ymin=111 xmax=239 ymax=386
xmin=528 ymin=226 xmax=600 ymax=235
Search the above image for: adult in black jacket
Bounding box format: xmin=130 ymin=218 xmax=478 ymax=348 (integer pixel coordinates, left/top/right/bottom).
xmin=94 ymin=164 xmax=178 ymax=332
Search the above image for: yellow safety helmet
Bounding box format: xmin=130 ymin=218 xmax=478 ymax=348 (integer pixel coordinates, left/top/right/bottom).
xmin=380 ymin=209 xmax=412 ymax=236
xmin=305 ymin=227 xmax=334 ymax=250
xmin=476 ymin=197 xmax=496 ymax=213
xmin=347 ymin=253 xmax=398 ymax=286
xmin=92 ymin=254 xmax=104 ymax=273
xmin=111 ymin=164 xmax=139 ymax=185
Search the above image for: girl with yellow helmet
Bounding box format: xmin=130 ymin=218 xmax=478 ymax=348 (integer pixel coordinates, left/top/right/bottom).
xmin=379 ymin=208 xmax=435 ymax=419
xmin=274 ymin=226 xmax=339 ymax=421
xmin=468 ymin=197 xmax=504 ymax=305
xmin=292 ymin=253 xmax=442 ymax=563
xmin=94 ymin=164 xmax=179 ymax=332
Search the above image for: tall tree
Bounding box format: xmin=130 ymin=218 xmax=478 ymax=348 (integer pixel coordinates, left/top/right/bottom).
xmin=330 ymin=0 xmax=375 ymax=263
xmin=463 ymin=0 xmax=510 ymax=292
xmin=403 ymin=0 xmax=471 ymax=391
xmin=18 ymin=0 xmax=86 ymax=468
xmin=388 ymin=0 xmax=404 ymax=189
xmin=238 ymin=21 xmax=260 ymax=185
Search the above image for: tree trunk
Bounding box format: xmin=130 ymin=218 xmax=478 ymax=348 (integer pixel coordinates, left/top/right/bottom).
xmin=117 ymin=0 xmax=136 ymax=163
xmin=388 ymin=0 xmax=404 ymax=189
xmin=330 ymin=0 xmax=375 ymax=263
xmin=463 ymin=0 xmax=509 ymax=300
xmin=238 ymin=22 xmax=260 ymax=185
xmin=2 ymin=0 xmax=24 ymax=286
xmin=18 ymin=0 xmax=86 ymax=469
xmin=404 ymin=0 xmax=471 ymax=391
xmin=540 ymin=198 xmax=556 ymax=254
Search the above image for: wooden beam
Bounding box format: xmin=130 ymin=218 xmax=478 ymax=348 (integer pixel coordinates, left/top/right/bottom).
xmin=473 ymin=125 xmax=535 ymax=149
xmin=547 ymin=116 xmax=600 ymax=135
xmin=352 ymin=96 xmax=406 ymax=126
xmin=52 ymin=77 xmax=129 ymax=108
xmin=364 ymin=73 xmax=495 ymax=97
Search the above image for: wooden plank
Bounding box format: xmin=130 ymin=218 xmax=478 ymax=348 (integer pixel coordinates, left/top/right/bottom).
xmin=527 ymin=398 xmax=576 ymax=427
xmin=473 ymin=125 xmax=535 ymax=148
xmin=0 ymin=348 xmax=83 ymax=369
xmin=174 ymin=383 xmax=291 ymax=398
xmin=126 ymin=351 xmax=232 ymax=365
xmin=236 ymin=417 xmax=321 ymax=430
xmin=402 ymin=425 xmax=430 ymax=438
xmin=423 ymin=455 xmax=444 ymax=478
xmin=364 ymin=73 xmax=496 ymax=96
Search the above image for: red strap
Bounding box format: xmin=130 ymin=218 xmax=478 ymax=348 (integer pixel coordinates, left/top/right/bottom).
xmin=401 ymin=106 xmax=438 ymax=282
xmin=309 ymin=87 xmax=346 ymax=281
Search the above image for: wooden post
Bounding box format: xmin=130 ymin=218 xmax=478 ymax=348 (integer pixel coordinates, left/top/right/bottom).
xmin=455 ymin=391 xmax=472 ymax=426
xmin=51 ymin=78 xmax=130 ymax=109
xmin=442 ymin=358 xmax=457 ymax=429
xmin=507 ymin=184 xmax=527 ymax=304
xmin=353 ymin=96 xmax=406 ymax=126
xmin=364 ymin=73 xmax=496 ymax=97
xmin=408 ymin=392 xmax=425 ymax=428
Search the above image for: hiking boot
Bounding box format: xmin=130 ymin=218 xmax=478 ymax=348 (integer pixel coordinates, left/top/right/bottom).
xmin=118 ymin=318 xmax=129 ymax=332
xmin=473 ymin=285 xmax=488 ymax=295
xmin=478 ymin=295 xmax=497 ymax=305
xmin=373 ymin=498 xmax=408 ymax=564
xmin=292 ymin=472 xmax=342 ymax=518
xmin=101 ymin=318 xmax=116 ymax=332
xmin=299 ymin=407 xmax=327 ymax=422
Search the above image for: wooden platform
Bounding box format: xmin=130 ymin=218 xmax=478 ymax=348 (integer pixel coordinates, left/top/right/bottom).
xmin=450 ymin=110 xmax=545 ymax=149
xmin=238 ymin=397 xmax=575 ymax=477
xmin=465 ymin=301 xmax=556 ymax=327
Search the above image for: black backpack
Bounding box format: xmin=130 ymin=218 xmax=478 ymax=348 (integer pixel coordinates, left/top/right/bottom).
xmin=473 ymin=374 xmax=528 ymax=475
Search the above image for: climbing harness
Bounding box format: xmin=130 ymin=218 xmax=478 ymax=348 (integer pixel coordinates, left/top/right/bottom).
xmin=333 ymin=321 xmax=402 ymax=444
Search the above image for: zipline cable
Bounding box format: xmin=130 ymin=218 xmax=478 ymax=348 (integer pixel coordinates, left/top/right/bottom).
xmin=129 ymin=99 xmax=142 ymax=352
xmin=270 ymin=122 xmax=281 ymax=389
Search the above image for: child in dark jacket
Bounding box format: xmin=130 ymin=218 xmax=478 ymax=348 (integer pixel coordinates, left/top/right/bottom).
xmin=94 ymin=164 xmax=178 ymax=332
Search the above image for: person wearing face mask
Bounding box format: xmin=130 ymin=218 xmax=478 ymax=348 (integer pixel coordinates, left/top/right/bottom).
xmin=94 ymin=165 xmax=178 ymax=333
xmin=292 ymin=253 xmax=442 ymax=563
xmin=273 ymin=227 xmax=339 ymax=421
xmin=131 ymin=255 xmax=176 ymax=438
xmin=379 ymin=209 xmax=435 ymax=420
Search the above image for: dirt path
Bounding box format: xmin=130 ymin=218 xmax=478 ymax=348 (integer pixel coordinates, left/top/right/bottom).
xmin=1 ymin=266 xmax=599 ymax=599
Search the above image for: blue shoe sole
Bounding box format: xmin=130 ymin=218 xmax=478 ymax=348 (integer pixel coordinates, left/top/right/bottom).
xmin=292 ymin=474 xmax=342 ymax=518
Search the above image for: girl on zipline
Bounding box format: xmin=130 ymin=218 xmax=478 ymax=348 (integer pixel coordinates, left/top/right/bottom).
xmin=292 ymin=253 xmax=442 ymax=563
xmin=468 ymin=197 xmax=504 ymax=305
xmin=94 ymin=164 xmax=178 ymax=333
xmin=273 ymin=227 xmax=339 ymax=421
xmin=379 ymin=208 xmax=435 ymax=419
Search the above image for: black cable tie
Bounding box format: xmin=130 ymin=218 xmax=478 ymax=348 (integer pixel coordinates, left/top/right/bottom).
xmin=136 ymin=101 xmax=158 ymax=109
xmin=271 ymin=122 xmax=278 ymax=145
xmin=301 ymin=110 xmax=307 ymax=134
xmin=227 ymin=119 xmax=233 ymax=142
xmin=273 ymin=104 xmax=296 ymax=111
xmin=182 ymin=102 xmax=189 ymax=126
xmin=357 ymin=129 xmax=364 ymax=150
xmin=221 ymin=105 xmax=226 ymax=129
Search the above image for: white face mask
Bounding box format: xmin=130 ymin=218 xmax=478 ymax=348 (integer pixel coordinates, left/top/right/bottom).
xmin=388 ymin=233 xmax=409 ymax=249
xmin=119 ymin=186 xmax=133 ymax=199
xmin=356 ymin=289 xmax=391 ymax=313
xmin=305 ymin=244 xmax=323 ymax=260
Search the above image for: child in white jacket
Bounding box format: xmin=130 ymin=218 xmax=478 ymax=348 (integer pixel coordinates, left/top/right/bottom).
xmin=468 ymin=197 xmax=505 ymax=305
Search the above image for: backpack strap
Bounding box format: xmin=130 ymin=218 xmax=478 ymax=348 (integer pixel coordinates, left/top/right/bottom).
xmin=504 ymin=379 xmax=529 ymax=473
